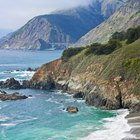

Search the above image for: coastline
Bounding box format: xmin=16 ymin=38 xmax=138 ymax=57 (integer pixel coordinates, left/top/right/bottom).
xmin=79 ymin=109 xmax=132 ymax=140
xmin=123 ymin=113 xmax=140 ymax=140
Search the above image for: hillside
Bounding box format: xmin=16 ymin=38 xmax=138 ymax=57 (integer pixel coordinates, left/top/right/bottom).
xmin=23 ymin=27 xmax=140 ymax=112
xmin=0 ymin=0 xmax=124 ymax=50
xmin=76 ymin=0 xmax=140 ymax=46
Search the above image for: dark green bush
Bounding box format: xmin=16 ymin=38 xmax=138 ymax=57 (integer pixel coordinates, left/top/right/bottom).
xmin=111 ymin=26 xmax=140 ymax=44
xmin=84 ymin=43 xmax=104 ymax=55
xmin=61 ymin=47 xmax=85 ymax=61
xmin=126 ymin=26 xmax=140 ymax=44
xmin=111 ymin=31 xmax=126 ymax=41
xmin=85 ymin=40 xmax=122 ymax=55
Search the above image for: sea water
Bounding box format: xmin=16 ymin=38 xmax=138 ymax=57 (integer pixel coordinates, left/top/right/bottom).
xmin=0 ymin=50 xmax=131 ymax=140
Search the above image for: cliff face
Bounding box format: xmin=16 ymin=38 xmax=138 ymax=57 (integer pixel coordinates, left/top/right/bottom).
xmin=0 ymin=0 xmax=124 ymax=50
xmin=25 ymin=38 xmax=140 ymax=112
xmin=76 ymin=0 xmax=140 ymax=46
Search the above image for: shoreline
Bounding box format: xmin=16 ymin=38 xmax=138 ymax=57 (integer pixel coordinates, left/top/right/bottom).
xmin=123 ymin=113 xmax=140 ymax=140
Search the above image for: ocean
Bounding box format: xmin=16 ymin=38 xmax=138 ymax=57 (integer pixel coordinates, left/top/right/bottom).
xmin=0 ymin=50 xmax=131 ymax=140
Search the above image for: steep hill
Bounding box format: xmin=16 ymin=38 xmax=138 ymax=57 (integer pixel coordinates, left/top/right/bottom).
xmin=0 ymin=0 xmax=124 ymax=50
xmin=23 ymin=35 xmax=140 ymax=112
xmin=77 ymin=0 xmax=140 ymax=46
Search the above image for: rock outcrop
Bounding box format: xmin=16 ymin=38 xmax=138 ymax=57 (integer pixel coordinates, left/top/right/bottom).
xmin=0 ymin=78 xmax=22 ymax=89
xmin=0 ymin=90 xmax=28 ymax=101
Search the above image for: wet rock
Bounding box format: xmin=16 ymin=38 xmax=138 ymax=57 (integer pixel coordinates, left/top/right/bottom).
xmin=27 ymin=67 xmax=34 ymax=71
xmin=129 ymin=103 xmax=140 ymax=113
xmin=66 ymin=106 xmax=78 ymax=113
xmin=0 ymin=91 xmax=28 ymax=101
xmin=73 ymin=92 xmax=84 ymax=99
xmin=0 ymin=78 xmax=22 ymax=89
xmin=22 ymin=80 xmax=55 ymax=90
xmin=85 ymin=92 xmax=120 ymax=110
xmin=28 ymin=95 xmax=32 ymax=97
xmin=0 ymin=90 xmax=7 ymax=94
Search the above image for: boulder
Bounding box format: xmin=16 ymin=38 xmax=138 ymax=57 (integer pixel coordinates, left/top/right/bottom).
xmin=66 ymin=106 xmax=79 ymax=113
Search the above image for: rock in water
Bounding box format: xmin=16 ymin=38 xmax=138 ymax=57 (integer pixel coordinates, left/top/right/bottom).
xmin=66 ymin=106 xmax=79 ymax=113
xmin=0 ymin=78 xmax=22 ymax=89
xmin=0 ymin=91 xmax=28 ymax=101
xmin=73 ymin=92 xmax=84 ymax=99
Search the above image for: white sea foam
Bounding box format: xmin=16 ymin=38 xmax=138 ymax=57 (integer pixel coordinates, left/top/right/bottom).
xmin=54 ymin=90 xmax=72 ymax=97
xmin=79 ymin=110 xmax=135 ymax=140
xmin=0 ymin=70 xmax=35 ymax=81
xmin=1 ymin=123 xmax=16 ymax=127
xmin=76 ymin=99 xmax=85 ymax=103
xmin=0 ymin=115 xmax=10 ymax=122
xmin=46 ymin=98 xmax=61 ymax=105
xmin=15 ymin=117 xmax=38 ymax=124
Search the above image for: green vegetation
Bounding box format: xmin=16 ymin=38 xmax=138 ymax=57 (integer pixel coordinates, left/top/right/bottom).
xmin=62 ymin=39 xmax=122 ymax=61
xmin=62 ymin=26 xmax=140 ymax=61
xmin=61 ymin=47 xmax=85 ymax=61
xmin=111 ymin=26 xmax=140 ymax=44
xmin=60 ymin=26 xmax=140 ymax=94
xmin=85 ymin=40 xmax=122 ymax=55
xmin=122 ymin=58 xmax=140 ymax=68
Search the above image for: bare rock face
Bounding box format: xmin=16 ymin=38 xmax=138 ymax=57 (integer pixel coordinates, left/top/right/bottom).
xmin=0 ymin=90 xmax=28 ymax=101
xmin=76 ymin=0 xmax=140 ymax=46
xmin=66 ymin=106 xmax=79 ymax=113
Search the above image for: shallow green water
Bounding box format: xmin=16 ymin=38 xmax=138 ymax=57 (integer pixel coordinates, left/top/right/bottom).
xmin=0 ymin=89 xmax=117 ymax=140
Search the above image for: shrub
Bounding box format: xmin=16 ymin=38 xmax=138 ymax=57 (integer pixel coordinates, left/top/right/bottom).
xmin=84 ymin=43 xmax=104 ymax=55
xmin=85 ymin=40 xmax=122 ymax=56
xmin=61 ymin=47 xmax=85 ymax=61
xmin=126 ymin=26 xmax=140 ymax=44
xmin=111 ymin=31 xmax=126 ymax=41
xmin=111 ymin=26 xmax=140 ymax=44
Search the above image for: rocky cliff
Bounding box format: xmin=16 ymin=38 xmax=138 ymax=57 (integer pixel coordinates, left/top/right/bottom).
xmin=23 ymin=38 xmax=140 ymax=112
xmin=76 ymin=0 xmax=140 ymax=46
xmin=0 ymin=0 xmax=124 ymax=50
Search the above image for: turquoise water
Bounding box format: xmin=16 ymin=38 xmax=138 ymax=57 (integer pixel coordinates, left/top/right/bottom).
xmin=0 ymin=50 xmax=127 ymax=140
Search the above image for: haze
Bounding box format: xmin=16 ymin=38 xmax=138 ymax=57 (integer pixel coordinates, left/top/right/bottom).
xmin=0 ymin=0 xmax=91 ymax=31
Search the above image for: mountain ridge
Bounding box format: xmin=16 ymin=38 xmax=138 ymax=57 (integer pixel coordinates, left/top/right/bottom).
xmin=0 ymin=0 xmax=124 ymax=50
xmin=76 ymin=0 xmax=140 ymax=46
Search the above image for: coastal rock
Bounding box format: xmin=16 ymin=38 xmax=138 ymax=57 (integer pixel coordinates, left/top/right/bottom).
xmin=66 ymin=106 xmax=79 ymax=113
xmin=27 ymin=67 xmax=34 ymax=71
xmin=73 ymin=92 xmax=84 ymax=99
xmin=0 ymin=78 xmax=22 ymax=89
xmin=129 ymin=103 xmax=140 ymax=113
xmin=22 ymin=80 xmax=55 ymax=90
xmin=0 ymin=91 xmax=28 ymax=101
xmin=27 ymin=67 xmax=37 ymax=71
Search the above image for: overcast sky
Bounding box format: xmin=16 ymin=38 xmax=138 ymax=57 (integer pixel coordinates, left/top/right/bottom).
xmin=0 ymin=0 xmax=91 ymax=31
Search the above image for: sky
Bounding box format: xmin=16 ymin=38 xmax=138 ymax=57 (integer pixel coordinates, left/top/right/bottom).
xmin=0 ymin=0 xmax=91 ymax=31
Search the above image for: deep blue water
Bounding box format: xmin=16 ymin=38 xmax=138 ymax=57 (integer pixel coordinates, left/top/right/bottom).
xmin=0 ymin=50 xmax=128 ymax=140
